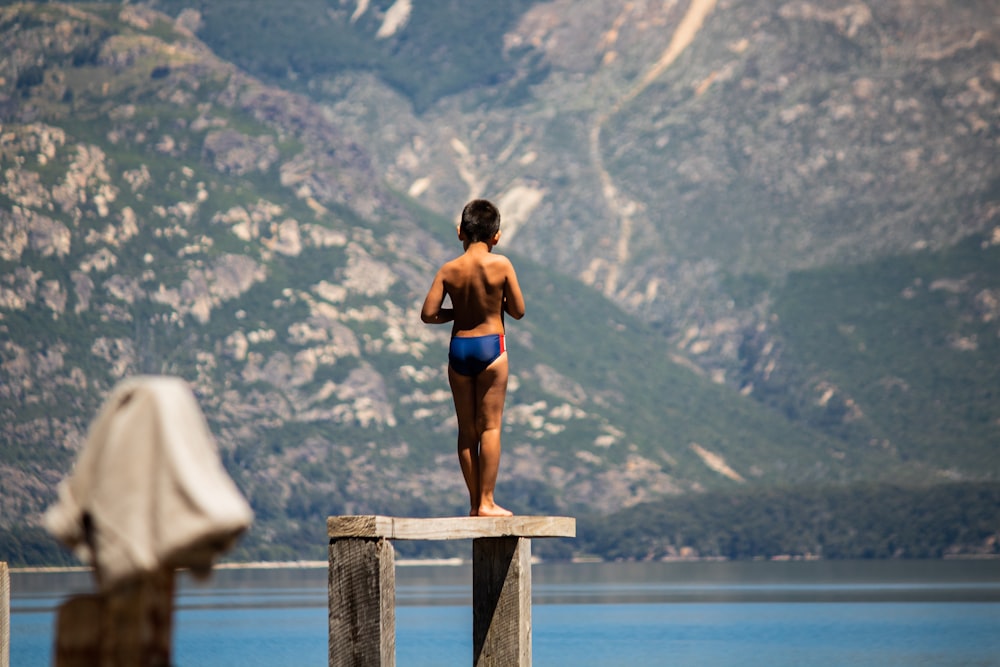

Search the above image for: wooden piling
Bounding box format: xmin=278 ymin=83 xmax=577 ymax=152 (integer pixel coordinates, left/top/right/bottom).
xmin=327 ymin=516 xmax=575 ymax=667
xmin=53 ymin=569 xmax=175 ymax=667
xmin=472 ymin=537 xmax=532 ymax=667
xmin=328 ymin=538 xmax=395 ymax=667
xmin=1 ymin=561 xmax=8 ymax=667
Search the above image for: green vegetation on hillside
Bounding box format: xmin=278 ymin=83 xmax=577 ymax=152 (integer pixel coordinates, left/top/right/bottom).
xmin=408 ymin=192 xmax=887 ymax=487
xmin=761 ymin=234 xmax=1000 ymax=477
xmin=1 ymin=3 xmax=887 ymax=566
xmin=146 ymin=0 xmax=546 ymax=111
xmin=2 ymin=2 xmax=997 ymax=566
xmin=4 ymin=481 xmax=996 ymax=565
xmin=579 ymin=482 xmax=1000 ymax=561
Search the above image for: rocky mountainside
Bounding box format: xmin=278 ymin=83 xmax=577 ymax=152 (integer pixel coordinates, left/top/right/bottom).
xmin=1 ymin=1 xmax=997 ymax=561
xmin=167 ymin=0 xmax=998 ymax=472
xmin=282 ymin=0 xmax=999 ymax=372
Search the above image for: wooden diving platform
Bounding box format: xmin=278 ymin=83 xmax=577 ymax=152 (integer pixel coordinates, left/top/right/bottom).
xmin=327 ymin=515 xmax=576 ymax=667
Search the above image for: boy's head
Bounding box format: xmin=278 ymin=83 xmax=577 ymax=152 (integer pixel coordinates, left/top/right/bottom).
xmin=460 ymin=199 xmax=501 ymax=244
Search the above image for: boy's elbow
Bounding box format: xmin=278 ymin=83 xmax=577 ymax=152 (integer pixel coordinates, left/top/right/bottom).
xmin=420 ymin=310 xmax=435 ymax=324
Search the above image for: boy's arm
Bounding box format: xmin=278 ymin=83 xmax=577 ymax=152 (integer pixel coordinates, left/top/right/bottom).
xmin=502 ymin=260 xmax=525 ymax=320
xmin=420 ymin=270 xmax=454 ymax=324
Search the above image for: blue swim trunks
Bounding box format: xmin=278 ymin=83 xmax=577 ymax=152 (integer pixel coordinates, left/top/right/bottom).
xmin=448 ymin=334 xmax=506 ymax=377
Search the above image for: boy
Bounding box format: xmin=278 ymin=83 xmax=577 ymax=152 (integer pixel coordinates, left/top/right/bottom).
xmin=421 ymin=199 xmax=525 ymax=517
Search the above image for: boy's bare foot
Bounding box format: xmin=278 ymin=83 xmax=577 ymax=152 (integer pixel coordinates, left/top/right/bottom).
xmin=476 ymin=503 xmax=513 ymax=517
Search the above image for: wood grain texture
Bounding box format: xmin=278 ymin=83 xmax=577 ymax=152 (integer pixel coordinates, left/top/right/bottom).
xmin=328 ymin=538 xmax=395 ymax=667
xmin=328 ymin=515 xmax=575 ymax=540
xmin=473 ymin=537 xmax=532 ymax=667
xmin=0 ymin=562 xmax=8 ymax=667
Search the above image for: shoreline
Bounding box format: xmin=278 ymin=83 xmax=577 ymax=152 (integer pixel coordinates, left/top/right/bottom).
xmin=10 ymin=557 xmax=469 ymax=574
xmin=10 ymin=552 xmax=999 ymax=574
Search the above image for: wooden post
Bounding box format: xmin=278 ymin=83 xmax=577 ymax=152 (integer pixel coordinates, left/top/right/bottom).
xmin=327 ymin=516 xmax=574 ymax=667
xmin=328 ymin=538 xmax=395 ymax=667
xmin=1 ymin=561 xmax=8 ymax=667
xmin=54 ymin=568 xmax=175 ymax=667
xmin=473 ymin=537 xmax=532 ymax=667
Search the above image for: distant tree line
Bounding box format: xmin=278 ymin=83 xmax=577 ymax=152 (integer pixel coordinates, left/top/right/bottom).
xmin=575 ymin=482 xmax=1000 ymax=561
xmin=0 ymin=525 xmax=78 ymax=567
xmin=2 ymin=482 xmax=997 ymax=566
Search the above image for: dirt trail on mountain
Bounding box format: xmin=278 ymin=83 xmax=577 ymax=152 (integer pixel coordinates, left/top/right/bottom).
xmin=588 ymin=0 xmax=718 ymax=296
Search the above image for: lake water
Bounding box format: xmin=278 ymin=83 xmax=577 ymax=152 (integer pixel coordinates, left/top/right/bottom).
xmin=9 ymin=559 xmax=1000 ymax=666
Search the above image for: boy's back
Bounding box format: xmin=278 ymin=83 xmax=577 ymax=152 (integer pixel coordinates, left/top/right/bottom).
xmin=438 ymin=248 xmax=520 ymax=337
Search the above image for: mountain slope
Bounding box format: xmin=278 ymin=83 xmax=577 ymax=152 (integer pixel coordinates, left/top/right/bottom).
xmin=204 ymin=0 xmax=999 ymax=327
xmin=0 ymin=0 xmax=1000 ymax=559
xmin=766 ymin=234 xmax=1000 ymax=474
xmin=0 ymin=3 xmax=905 ymax=562
xmin=164 ymin=0 xmax=997 ymax=476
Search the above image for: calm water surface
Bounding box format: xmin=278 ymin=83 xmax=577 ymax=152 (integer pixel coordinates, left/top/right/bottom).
xmin=10 ymin=560 xmax=1000 ymax=666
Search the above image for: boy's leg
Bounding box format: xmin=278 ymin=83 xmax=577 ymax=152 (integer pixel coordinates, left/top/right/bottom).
xmin=449 ymin=366 xmax=481 ymax=515
xmin=473 ymin=354 xmax=512 ymax=517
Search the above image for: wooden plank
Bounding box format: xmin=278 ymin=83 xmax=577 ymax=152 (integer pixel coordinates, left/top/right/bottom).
xmin=473 ymin=537 xmax=532 ymax=667
xmin=0 ymin=562 xmax=8 ymax=667
xmin=328 ymin=516 xmax=575 ymax=541
xmin=328 ymin=538 xmax=395 ymax=667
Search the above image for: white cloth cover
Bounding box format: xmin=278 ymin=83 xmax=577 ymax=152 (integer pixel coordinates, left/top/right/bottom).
xmin=45 ymin=376 xmax=253 ymax=590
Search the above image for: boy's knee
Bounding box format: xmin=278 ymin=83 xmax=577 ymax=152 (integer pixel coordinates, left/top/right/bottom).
xmin=476 ymin=418 xmax=501 ymax=434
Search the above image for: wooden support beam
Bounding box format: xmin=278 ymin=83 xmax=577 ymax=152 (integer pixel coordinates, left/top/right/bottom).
xmin=328 ymin=538 xmax=395 ymax=667
xmin=328 ymin=515 xmax=575 ymax=541
xmin=473 ymin=537 xmax=532 ymax=667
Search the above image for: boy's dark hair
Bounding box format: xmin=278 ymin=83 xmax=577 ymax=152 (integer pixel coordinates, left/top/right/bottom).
xmin=460 ymin=199 xmax=501 ymax=243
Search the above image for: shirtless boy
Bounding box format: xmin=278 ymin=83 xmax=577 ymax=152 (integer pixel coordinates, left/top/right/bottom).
xmin=421 ymin=199 xmax=525 ymax=517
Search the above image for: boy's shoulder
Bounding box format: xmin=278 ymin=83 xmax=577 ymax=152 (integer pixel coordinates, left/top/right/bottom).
xmin=478 ymin=252 xmax=516 ymax=277
xmin=486 ymin=251 xmax=516 ymax=268
xmin=445 ymin=250 xmax=514 ymax=269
